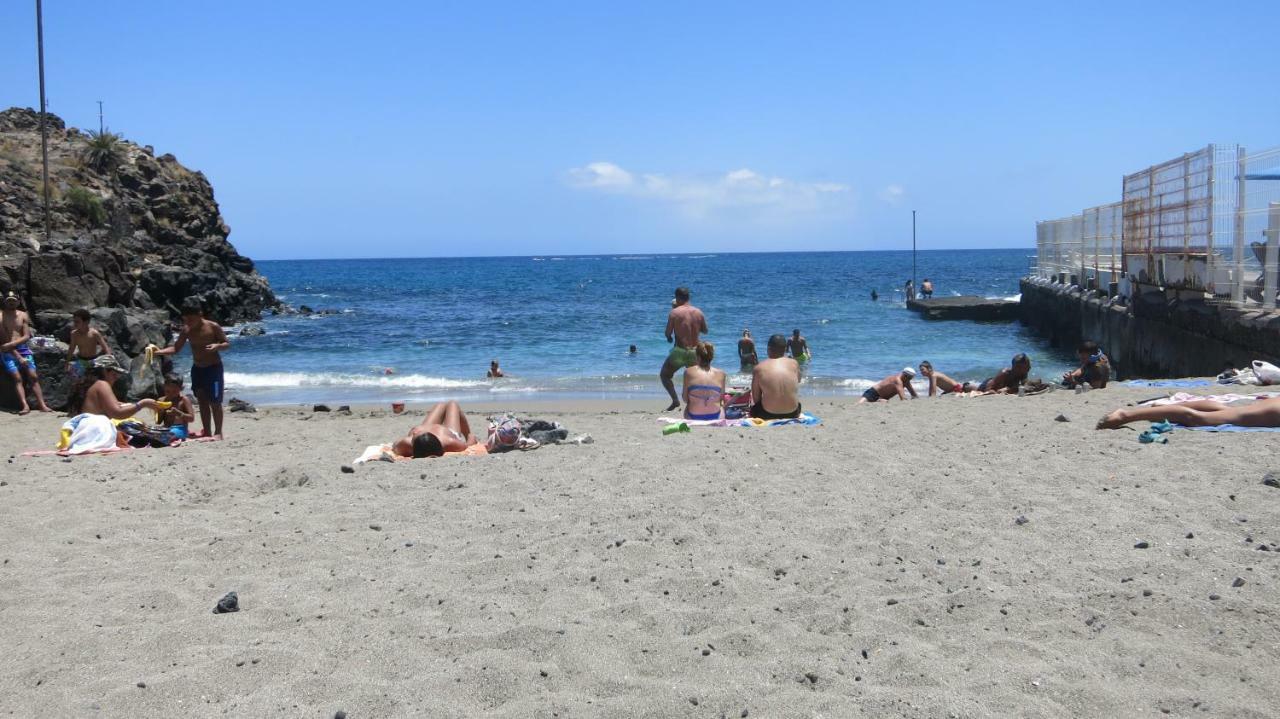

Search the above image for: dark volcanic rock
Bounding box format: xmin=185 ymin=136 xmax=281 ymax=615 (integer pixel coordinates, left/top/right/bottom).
xmin=0 ymin=107 xmax=277 ymax=411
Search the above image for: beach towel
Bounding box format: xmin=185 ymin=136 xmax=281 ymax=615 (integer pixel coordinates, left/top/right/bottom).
xmin=1140 ymin=391 xmax=1280 ymax=407
xmin=59 ymin=414 xmax=121 ymax=454
xmin=1123 ymin=379 xmax=1216 ymax=389
xmin=1180 ymin=424 xmax=1280 ymax=433
xmin=658 ymin=413 xmax=821 ymax=429
xmin=352 ymin=442 xmax=488 ymax=465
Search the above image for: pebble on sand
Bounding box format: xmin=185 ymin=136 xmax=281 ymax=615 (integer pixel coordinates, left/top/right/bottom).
xmin=340 ymin=465 xmax=355 ymax=474
xmin=1015 ymin=515 xmax=1030 ymax=525
xmin=1134 ymin=541 xmax=1150 ymax=549
xmin=1232 ymin=577 xmax=1246 ymax=588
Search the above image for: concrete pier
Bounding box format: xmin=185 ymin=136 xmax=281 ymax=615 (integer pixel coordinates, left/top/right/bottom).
xmin=907 ymin=296 xmax=1020 ymax=321
xmin=1019 ymin=277 xmax=1280 ymax=378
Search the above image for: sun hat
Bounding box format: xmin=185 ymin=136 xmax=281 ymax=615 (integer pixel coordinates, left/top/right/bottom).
xmin=2 ymin=291 xmax=19 ymax=305
xmin=901 ymin=366 xmax=916 ymax=378
xmin=92 ymin=354 xmax=125 ymax=372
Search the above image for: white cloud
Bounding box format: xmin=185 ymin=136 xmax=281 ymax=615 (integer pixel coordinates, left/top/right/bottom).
xmin=564 ymin=162 xmax=851 ymax=218
xmin=878 ymin=184 xmax=906 ymax=204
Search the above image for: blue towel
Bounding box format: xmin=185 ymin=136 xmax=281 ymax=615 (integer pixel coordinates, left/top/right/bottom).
xmin=1123 ymin=379 xmax=1215 ymax=388
xmin=1180 ymin=424 xmax=1280 ymax=433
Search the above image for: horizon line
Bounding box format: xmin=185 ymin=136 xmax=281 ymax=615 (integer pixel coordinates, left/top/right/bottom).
xmin=252 ymin=246 xmax=1035 ymax=263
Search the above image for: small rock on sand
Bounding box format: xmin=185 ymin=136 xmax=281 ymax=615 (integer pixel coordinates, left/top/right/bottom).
xmin=1015 ymin=515 xmax=1030 ymax=525
xmin=1232 ymin=577 xmax=1245 ymax=588
xmin=1263 ymin=474 xmax=1280 ymax=488
xmin=340 ymin=465 xmax=355 ymax=474
xmin=1054 ymin=413 xmax=1071 ymax=422
xmin=1134 ymin=541 xmax=1150 ymax=549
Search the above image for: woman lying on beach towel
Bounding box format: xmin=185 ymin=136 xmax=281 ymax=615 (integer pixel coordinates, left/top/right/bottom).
xmin=1096 ymin=395 xmax=1280 ymax=430
xmin=390 ymin=400 xmax=480 ymax=458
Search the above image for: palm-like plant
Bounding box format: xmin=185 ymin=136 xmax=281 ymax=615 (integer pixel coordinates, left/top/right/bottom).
xmin=82 ymin=129 xmax=126 ymax=173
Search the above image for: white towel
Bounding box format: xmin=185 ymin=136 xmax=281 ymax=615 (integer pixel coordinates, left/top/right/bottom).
xmin=62 ymin=414 xmax=118 ymax=454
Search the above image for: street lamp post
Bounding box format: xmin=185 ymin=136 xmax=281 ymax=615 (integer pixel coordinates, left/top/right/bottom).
xmin=35 ymin=0 xmax=51 ymax=244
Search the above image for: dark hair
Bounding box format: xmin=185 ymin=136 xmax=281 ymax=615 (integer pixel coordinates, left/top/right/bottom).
xmin=73 ymin=308 xmax=91 ymax=322
xmin=1077 ymin=340 xmax=1099 ymax=354
xmin=1012 ymin=352 xmax=1030 ymax=366
xmin=768 ymin=333 xmax=788 ymax=353
xmin=411 ymin=432 xmax=444 ymax=459
xmin=628 ymin=344 xmax=637 ymax=352
xmin=163 ymin=373 xmax=184 ymax=388
xmin=792 ymin=329 xmax=800 ymax=335
xmin=919 ymin=360 xmax=933 ymax=371
xmin=180 ymin=302 xmax=204 ymax=317
xmin=674 ymin=287 xmax=690 ymax=302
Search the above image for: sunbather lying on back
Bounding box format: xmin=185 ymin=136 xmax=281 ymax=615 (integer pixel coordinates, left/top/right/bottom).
xmin=391 ymin=400 xmax=480 ymax=458
xmin=1096 ymin=395 xmax=1280 ymax=430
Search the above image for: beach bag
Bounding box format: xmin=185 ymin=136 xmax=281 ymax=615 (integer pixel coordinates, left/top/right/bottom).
xmin=1252 ymin=360 xmax=1280 ymax=386
xmin=486 ymin=414 xmax=522 ymax=450
xmin=118 ymin=421 xmax=175 ymax=448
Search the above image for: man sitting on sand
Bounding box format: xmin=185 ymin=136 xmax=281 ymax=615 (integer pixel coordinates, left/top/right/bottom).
xmin=391 ymin=400 xmax=480 ymax=458
xmin=860 ymin=367 xmax=919 ymax=403
xmin=79 ymin=355 xmax=158 ymax=419
xmin=978 ymin=353 xmax=1032 ymax=394
xmin=1062 ymin=340 xmax=1109 ymax=389
xmin=1097 ymin=395 xmax=1280 ymax=430
xmin=750 ymin=334 xmax=802 ymax=419
xmin=918 ymin=361 xmax=973 ymax=396
xmin=660 ymin=286 xmax=708 ymax=412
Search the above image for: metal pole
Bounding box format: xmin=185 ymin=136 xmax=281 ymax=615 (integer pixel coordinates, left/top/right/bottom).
xmin=97 ymin=100 xmax=103 ymax=134
xmin=36 ymin=0 xmax=51 ymax=244
xmin=911 ymin=210 xmax=917 ymax=298
xmin=1265 ymin=202 xmax=1279 ymax=311
xmin=1234 ymin=146 xmax=1247 ymax=305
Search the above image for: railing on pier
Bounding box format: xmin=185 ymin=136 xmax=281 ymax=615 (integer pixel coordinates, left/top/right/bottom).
xmin=1032 ymin=143 xmax=1280 ymax=309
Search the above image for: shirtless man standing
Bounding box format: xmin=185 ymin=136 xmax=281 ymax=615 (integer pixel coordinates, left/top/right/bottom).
xmin=860 ymin=367 xmax=919 ymax=403
xmin=737 ymin=329 xmax=758 ymax=372
xmin=660 ymin=286 xmax=708 ymax=412
xmin=391 ymin=400 xmax=479 ymax=458
xmin=1 ymin=291 xmax=52 ymax=414
xmin=751 ymin=334 xmax=802 ymax=419
xmin=787 ymin=329 xmax=811 ymax=364
xmin=152 ymin=302 xmax=230 ymax=438
xmin=67 ymin=309 xmax=112 ymax=383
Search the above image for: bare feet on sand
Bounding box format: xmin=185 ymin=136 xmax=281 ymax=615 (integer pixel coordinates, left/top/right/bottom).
xmin=665 ymin=401 xmax=680 ymax=412
xmin=1096 ymin=410 xmax=1127 ymax=429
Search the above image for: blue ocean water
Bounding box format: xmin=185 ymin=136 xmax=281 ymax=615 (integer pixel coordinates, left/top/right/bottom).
xmin=224 ymin=249 xmax=1073 ymax=404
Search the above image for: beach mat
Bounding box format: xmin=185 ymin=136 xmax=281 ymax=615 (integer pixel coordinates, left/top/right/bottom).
xmin=658 ymin=413 xmax=821 ymax=428
xmin=1180 ymin=424 xmax=1280 ymax=433
xmin=1124 ymin=379 xmax=1216 ymax=389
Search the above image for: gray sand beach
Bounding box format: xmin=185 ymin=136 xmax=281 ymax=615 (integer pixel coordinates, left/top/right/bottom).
xmin=1 ymin=387 xmax=1277 ymax=717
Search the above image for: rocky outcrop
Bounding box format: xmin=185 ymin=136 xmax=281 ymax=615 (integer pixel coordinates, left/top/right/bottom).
xmin=0 ymin=107 xmax=276 ymax=411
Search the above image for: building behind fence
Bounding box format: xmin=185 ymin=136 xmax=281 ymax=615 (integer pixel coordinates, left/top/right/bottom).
xmin=1033 ymin=143 xmax=1280 ymax=310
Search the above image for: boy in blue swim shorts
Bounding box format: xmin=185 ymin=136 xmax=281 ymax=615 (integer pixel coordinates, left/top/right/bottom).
xmin=1 ymin=291 xmax=51 ymax=415
xmin=152 ymin=302 xmax=231 ymax=438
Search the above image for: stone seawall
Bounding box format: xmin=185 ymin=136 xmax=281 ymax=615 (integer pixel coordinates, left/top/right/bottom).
xmin=1019 ymin=278 xmax=1280 ymax=379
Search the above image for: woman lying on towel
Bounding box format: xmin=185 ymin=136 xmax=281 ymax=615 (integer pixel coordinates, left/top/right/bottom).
xmin=1096 ymin=395 xmax=1280 ymax=430
xmin=391 ymin=400 xmax=480 ymax=458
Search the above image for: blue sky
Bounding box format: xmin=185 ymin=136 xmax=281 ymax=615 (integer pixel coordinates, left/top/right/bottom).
xmin=3 ymin=1 xmax=1278 ymax=260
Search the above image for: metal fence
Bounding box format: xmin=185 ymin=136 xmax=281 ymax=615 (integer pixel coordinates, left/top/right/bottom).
xmin=1033 ymin=203 xmax=1121 ymax=290
xmin=1033 ymin=142 xmax=1280 ymax=309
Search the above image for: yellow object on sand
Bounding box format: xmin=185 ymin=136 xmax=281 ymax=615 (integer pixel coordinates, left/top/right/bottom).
xmin=153 ymin=400 xmax=172 ymax=423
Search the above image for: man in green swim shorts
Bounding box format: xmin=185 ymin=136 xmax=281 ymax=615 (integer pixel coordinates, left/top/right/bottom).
xmin=788 ymin=328 xmax=812 ymax=364
xmin=661 ymin=286 xmax=708 ymax=412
